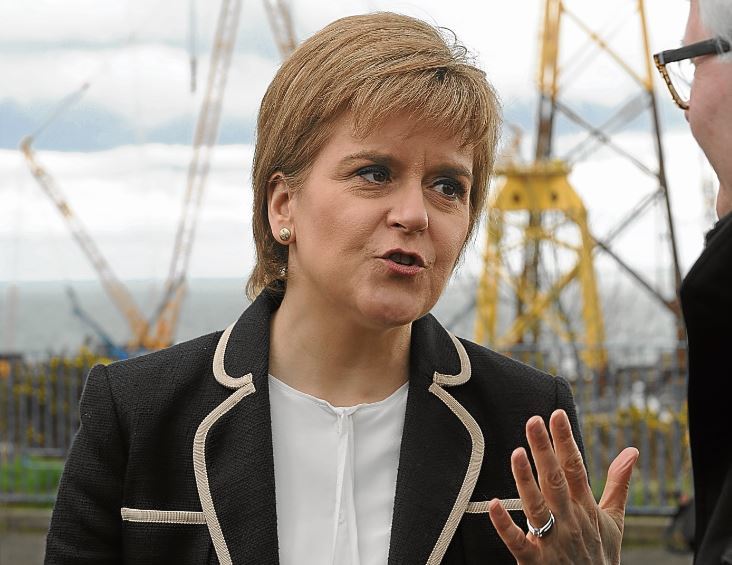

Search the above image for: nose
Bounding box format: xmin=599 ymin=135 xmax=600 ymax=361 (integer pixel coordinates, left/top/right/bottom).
xmin=387 ymin=181 xmax=429 ymax=233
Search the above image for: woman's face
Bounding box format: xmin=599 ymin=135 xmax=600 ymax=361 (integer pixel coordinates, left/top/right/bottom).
xmin=273 ymin=112 xmax=473 ymax=329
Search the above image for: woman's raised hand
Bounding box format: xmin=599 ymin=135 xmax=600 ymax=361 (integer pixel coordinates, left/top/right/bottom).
xmin=488 ymin=409 xmax=639 ymax=565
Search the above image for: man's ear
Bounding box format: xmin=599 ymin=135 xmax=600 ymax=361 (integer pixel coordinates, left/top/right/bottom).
xmin=267 ymin=172 xmax=294 ymax=243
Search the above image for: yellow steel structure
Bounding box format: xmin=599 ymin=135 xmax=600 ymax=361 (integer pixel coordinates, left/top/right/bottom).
xmin=20 ymin=137 xmax=184 ymax=351
xmin=475 ymin=161 xmax=606 ymax=370
xmin=21 ymin=0 xmax=296 ymax=355
xmin=475 ymin=0 xmax=677 ymax=371
xmin=20 ymin=0 xmax=244 ymax=353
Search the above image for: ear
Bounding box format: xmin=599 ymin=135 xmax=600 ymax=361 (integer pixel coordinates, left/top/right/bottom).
xmin=267 ymin=172 xmax=294 ymax=243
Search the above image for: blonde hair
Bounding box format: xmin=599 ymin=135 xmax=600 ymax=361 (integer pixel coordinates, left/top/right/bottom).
xmin=246 ymin=12 xmax=502 ymax=299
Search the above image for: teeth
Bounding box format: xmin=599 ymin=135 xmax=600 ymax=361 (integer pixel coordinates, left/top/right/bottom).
xmin=389 ymin=253 xmax=416 ymax=266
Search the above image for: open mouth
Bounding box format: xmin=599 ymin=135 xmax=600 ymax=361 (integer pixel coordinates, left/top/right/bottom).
xmin=382 ymin=250 xmax=425 ymax=268
xmin=388 ymin=252 xmax=417 ymax=266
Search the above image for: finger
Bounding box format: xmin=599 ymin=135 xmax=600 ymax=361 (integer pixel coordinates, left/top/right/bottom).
xmin=549 ymin=409 xmax=594 ymax=508
xmin=525 ymin=415 xmax=572 ymax=517
xmin=598 ymin=447 xmax=640 ymax=527
xmin=488 ymin=498 xmax=534 ymax=562
xmin=511 ymin=447 xmax=553 ymax=534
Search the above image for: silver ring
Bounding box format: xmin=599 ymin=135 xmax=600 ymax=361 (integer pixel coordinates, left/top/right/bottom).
xmin=527 ymin=510 xmax=555 ymax=538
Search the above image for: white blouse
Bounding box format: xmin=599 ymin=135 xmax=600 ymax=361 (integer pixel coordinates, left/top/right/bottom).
xmin=268 ymin=375 xmax=408 ymax=565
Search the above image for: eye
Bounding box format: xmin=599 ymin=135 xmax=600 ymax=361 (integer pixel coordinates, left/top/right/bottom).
xmin=432 ymin=178 xmax=467 ymax=200
xmin=357 ymin=165 xmax=390 ymax=184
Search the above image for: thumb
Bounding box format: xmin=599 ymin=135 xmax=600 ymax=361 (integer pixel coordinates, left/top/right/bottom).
xmin=598 ymin=447 xmax=639 ymax=526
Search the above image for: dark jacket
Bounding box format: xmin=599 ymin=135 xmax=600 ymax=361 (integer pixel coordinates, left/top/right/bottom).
xmin=681 ymin=212 xmax=732 ymax=565
xmin=45 ymin=291 xmax=584 ymax=565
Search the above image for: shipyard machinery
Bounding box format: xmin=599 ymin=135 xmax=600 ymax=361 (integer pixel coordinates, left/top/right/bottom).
xmin=21 ymin=135 xmax=169 ymax=352
xmin=21 ymin=0 xmax=296 ymax=354
xmin=149 ymin=0 xmax=296 ymax=343
xmin=475 ymin=0 xmax=684 ymax=371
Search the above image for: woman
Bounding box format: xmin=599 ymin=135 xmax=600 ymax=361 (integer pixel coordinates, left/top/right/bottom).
xmin=45 ymin=12 xmax=638 ymax=565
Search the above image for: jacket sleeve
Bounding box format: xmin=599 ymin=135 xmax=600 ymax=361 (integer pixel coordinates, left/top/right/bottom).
xmin=45 ymin=363 xmax=127 ymax=564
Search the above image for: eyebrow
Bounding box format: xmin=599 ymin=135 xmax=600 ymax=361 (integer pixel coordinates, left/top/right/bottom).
xmin=339 ymin=151 xmax=474 ymax=182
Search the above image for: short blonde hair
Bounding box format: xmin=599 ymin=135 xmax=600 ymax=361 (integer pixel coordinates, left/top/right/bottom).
xmin=246 ymin=12 xmax=501 ymax=299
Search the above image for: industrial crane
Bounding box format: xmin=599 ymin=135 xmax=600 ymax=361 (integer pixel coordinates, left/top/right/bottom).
xmin=22 ymin=0 xmax=296 ymax=355
xmin=20 ymin=136 xmax=155 ymax=352
xmin=149 ymin=0 xmax=296 ymax=338
xmin=148 ymin=0 xmax=244 ymax=340
xmin=475 ymin=0 xmax=684 ymax=372
xmin=263 ymin=0 xmax=297 ymax=59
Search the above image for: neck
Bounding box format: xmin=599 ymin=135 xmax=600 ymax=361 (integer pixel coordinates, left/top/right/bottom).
xmin=268 ymin=290 xmax=412 ymax=407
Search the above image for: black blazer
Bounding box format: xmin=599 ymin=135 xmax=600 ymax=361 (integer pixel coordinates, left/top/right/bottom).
xmin=45 ymin=291 xmax=584 ymax=565
xmin=681 ymin=213 xmax=732 ymax=565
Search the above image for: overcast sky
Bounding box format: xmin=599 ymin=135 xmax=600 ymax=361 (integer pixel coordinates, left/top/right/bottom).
xmin=0 ymin=0 xmax=692 ymax=146
xmin=0 ymin=0 xmax=712 ymax=288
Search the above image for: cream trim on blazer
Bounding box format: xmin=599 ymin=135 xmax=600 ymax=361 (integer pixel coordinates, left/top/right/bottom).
xmin=425 ymin=333 xmax=485 ymax=565
xmin=192 ymin=325 xmax=488 ymax=565
xmin=465 ymin=499 xmax=524 ymax=513
xmin=120 ymin=507 xmax=206 ymax=524
xmin=192 ymin=328 xmax=256 ymax=565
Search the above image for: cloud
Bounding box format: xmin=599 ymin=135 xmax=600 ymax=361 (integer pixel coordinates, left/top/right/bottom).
xmin=0 ymin=0 xmax=710 ymax=289
xmin=1 ymin=0 xmax=691 ymax=136
xmin=0 ymin=44 xmax=276 ymax=133
xmin=1 ymin=125 xmax=711 ymax=284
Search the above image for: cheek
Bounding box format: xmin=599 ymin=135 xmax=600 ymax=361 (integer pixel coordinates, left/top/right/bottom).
xmin=689 ymin=72 xmax=727 ymax=134
xmin=434 ymin=220 xmax=470 ymax=269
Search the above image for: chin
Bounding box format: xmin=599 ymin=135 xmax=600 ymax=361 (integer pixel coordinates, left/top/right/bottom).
xmin=357 ymin=295 xmax=431 ymax=329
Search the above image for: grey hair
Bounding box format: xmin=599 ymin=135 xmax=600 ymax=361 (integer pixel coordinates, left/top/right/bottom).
xmin=699 ymin=0 xmax=732 ymax=59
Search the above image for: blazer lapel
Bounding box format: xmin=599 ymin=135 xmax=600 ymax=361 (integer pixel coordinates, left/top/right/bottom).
xmin=388 ymin=315 xmax=484 ymax=565
xmin=193 ymin=295 xmax=483 ymax=565
xmin=193 ymin=293 xmax=281 ymax=565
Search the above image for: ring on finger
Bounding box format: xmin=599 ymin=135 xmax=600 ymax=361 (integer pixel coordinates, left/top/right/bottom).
xmin=527 ymin=510 xmax=555 ymax=538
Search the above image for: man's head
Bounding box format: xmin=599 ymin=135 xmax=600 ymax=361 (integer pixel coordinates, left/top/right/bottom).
xmin=685 ymin=0 xmax=732 ymax=218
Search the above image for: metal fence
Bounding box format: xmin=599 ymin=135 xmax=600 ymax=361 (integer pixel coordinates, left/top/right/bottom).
xmin=0 ymin=354 xmax=94 ymax=504
xmin=0 ymin=345 xmax=691 ymax=515
xmin=508 ymin=342 xmax=690 ymax=516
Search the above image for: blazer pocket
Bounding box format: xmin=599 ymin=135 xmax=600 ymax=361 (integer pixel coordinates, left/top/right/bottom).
xmin=121 ymin=507 xmax=213 ymax=565
xmin=121 ymin=507 xmax=206 ymax=524
xmin=459 ymin=499 xmax=527 ymax=565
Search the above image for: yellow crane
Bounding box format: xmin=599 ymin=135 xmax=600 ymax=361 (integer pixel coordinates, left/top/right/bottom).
xmin=20 ymin=136 xmax=157 ymax=350
xmin=475 ymin=0 xmax=684 ymax=372
xmin=21 ymin=0 xmax=246 ymax=352
xmin=22 ymin=0 xmax=296 ymax=354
